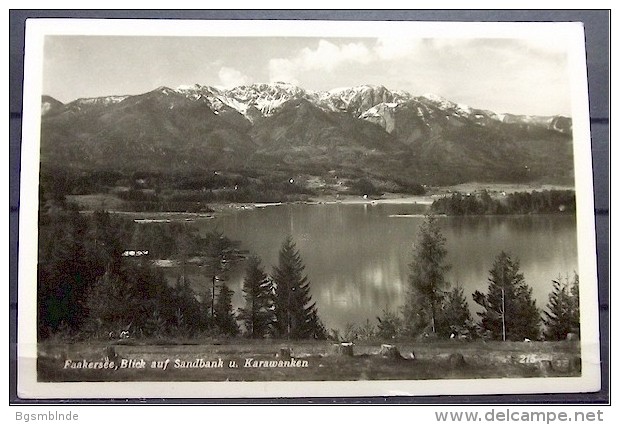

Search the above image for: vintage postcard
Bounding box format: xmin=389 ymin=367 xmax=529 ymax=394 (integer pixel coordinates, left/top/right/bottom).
xmin=17 ymin=18 xmax=600 ymax=399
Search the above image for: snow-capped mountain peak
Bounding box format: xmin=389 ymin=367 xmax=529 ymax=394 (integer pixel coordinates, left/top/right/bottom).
xmin=172 ymin=82 xmax=311 ymax=121
xmin=39 ymin=82 xmax=574 ymax=187
xmin=229 ymin=83 xmax=303 ymax=103
xmin=48 ymin=83 xmax=571 ymax=136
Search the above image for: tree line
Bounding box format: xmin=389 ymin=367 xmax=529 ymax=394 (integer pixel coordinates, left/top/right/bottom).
xmin=398 ymin=215 xmax=579 ymax=341
xmin=333 ymin=215 xmax=579 ymax=343
xmin=430 ymin=190 xmax=576 ymax=216
xmin=37 ymin=189 xmax=326 ymax=340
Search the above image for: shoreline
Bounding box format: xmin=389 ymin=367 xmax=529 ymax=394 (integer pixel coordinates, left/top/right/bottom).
xmin=72 ymin=184 xmax=576 ymax=219
xmin=75 ymin=193 xmax=436 ymax=219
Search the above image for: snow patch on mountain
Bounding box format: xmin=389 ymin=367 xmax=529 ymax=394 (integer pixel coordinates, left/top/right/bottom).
xmin=41 ymin=102 xmax=53 ymax=116
xmin=73 ymin=95 xmax=129 ymax=106
xmin=420 ymin=93 xmax=475 ymax=119
xmin=359 ymin=102 xmax=400 ymax=133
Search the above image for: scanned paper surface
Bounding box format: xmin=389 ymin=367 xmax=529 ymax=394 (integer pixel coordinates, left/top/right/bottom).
xmin=18 ymin=19 xmax=599 ymax=399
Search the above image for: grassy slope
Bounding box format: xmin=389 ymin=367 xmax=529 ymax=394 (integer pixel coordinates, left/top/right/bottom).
xmin=38 ymin=339 xmax=580 ymax=382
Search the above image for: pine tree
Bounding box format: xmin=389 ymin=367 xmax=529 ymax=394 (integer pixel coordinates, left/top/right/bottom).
xmin=170 ymin=276 xmax=208 ymax=335
xmin=200 ymin=231 xmax=242 ymax=320
xmin=213 ymin=282 xmax=240 ymax=336
xmin=238 ymin=256 xmax=274 ymax=338
xmin=272 ymin=236 xmax=324 ymax=339
xmin=39 ymin=209 xmax=127 ymax=338
xmin=84 ymin=267 xmax=140 ymax=337
xmin=543 ymin=273 xmax=580 ymax=340
xmin=570 ymin=273 xmax=580 ymax=333
xmin=175 ymin=223 xmax=196 ymax=287
xmin=473 ymin=252 xmax=541 ymax=341
xmin=403 ymin=214 xmax=450 ymax=335
xmin=436 ymin=285 xmax=474 ymax=338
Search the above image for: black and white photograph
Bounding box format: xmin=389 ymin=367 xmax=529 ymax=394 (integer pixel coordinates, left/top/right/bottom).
xmin=17 ymin=18 xmax=601 ymax=399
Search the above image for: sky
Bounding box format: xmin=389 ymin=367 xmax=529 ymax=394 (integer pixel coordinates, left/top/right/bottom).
xmin=42 ymin=36 xmax=572 ymax=116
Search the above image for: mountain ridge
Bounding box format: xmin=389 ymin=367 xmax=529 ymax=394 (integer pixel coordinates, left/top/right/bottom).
xmin=39 ymin=82 xmax=574 ymax=186
xmin=44 ymin=82 xmax=571 ymax=128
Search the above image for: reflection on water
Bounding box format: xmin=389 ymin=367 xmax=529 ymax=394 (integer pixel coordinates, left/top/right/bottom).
xmin=197 ymin=204 xmax=578 ymax=331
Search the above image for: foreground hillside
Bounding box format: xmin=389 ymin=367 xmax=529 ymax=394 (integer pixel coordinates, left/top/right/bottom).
xmin=38 ymin=339 xmax=580 ymax=382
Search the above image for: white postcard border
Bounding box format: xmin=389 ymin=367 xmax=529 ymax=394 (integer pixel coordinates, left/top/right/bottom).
xmin=18 ymin=18 xmax=601 ymax=399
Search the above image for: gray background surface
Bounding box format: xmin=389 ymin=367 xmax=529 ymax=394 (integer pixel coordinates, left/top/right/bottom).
xmin=8 ymin=9 xmax=609 ymax=404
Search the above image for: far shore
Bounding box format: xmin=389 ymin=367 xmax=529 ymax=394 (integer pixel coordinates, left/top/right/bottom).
xmin=69 ymin=182 xmax=575 ymax=219
xmin=75 ymin=193 xmax=435 ymax=220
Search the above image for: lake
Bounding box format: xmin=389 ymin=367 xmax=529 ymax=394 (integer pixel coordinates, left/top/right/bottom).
xmin=197 ymin=203 xmax=578 ymax=332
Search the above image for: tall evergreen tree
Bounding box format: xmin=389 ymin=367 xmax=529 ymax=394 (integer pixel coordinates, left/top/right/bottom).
xmin=543 ymin=273 xmax=580 ymax=340
xmin=238 ymin=256 xmax=274 ymax=338
xmin=214 ymin=283 xmax=240 ymax=336
xmin=272 ymin=236 xmax=324 ymax=339
xmin=84 ymin=262 xmax=174 ymax=338
xmin=84 ymin=268 xmax=132 ymax=337
xmin=38 ymin=209 xmax=124 ymax=338
xmin=570 ymin=273 xmax=580 ymax=332
xmin=403 ymin=214 xmax=450 ymax=335
xmin=200 ymin=231 xmax=242 ymax=320
xmin=175 ymin=223 xmax=196 ymax=287
xmin=170 ymin=276 xmax=209 ymax=335
xmin=436 ymin=284 xmax=474 ymax=338
xmin=473 ymin=252 xmax=541 ymax=341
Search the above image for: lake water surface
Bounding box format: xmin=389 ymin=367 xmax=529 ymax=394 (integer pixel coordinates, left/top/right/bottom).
xmin=198 ymin=203 xmax=578 ymax=332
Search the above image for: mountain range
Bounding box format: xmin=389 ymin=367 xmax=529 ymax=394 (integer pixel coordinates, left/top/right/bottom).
xmin=40 ymin=82 xmax=574 ymax=186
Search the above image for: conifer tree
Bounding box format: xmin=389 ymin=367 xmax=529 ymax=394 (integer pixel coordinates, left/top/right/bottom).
xmin=570 ymin=273 xmax=580 ymax=331
xmin=437 ymin=284 xmax=474 ymax=338
xmin=214 ymin=282 xmax=240 ymax=336
xmin=84 ymin=268 xmax=133 ymax=337
xmin=272 ymin=236 xmax=324 ymax=339
xmin=200 ymin=230 xmax=242 ymax=320
xmin=403 ymin=214 xmax=450 ymax=335
xmin=543 ymin=273 xmax=580 ymax=340
xmin=170 ymin=276 xmax=209 ymax=335
xmin=238 ymin=256 xmax=274 ymax=338
xmin=473 ymin=251 xmax=541 ymax=341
